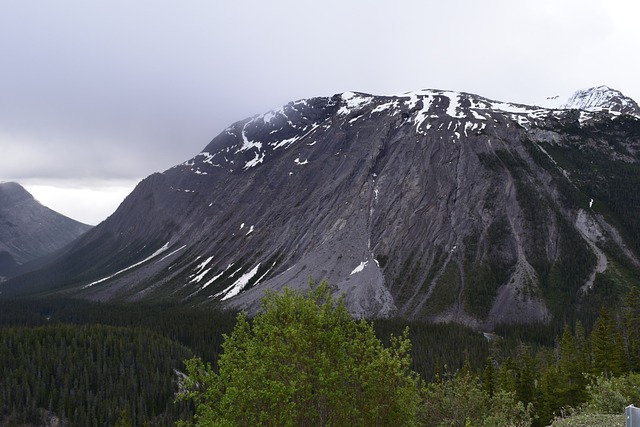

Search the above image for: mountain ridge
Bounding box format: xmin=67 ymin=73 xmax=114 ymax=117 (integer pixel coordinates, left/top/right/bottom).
xmin=3 ymin=86 xmax=640 ymax=329
xmin=0 ymin=182 xmax=92 ymax=280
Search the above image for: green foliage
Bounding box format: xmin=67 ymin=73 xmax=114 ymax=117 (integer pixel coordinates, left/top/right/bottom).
xmin=373 ymin=317 xmax=490 ymax=381
xmin=557 ymin=325 xmax=588 ymax=407
xmin=424 ymin=259 xmax=460 ymax=314
xmin=583 ymin=373 xmax=640 ymax=414
xmin=177 ymin=280 xmax=422 ymax=426
xmin=590 ymin=307 xmax=626 ymax=377
xmin=0 ymin=324 xmax=193 ymax=426
xmin=549 ymin=372 xmax=640 ymax=426
xmin=551 ymin=412 xmax=625 ymax=427
xmin=2 ymin=284 xmax=640 ymax=427
xmin=464 ymin=218 xmax=515 ymax=319
xmin=0 ymin=298 xmax=238 ymax=366
xmin=536 ymin=135 xmax=640 ymax=256
xmin=422 ymin=362 xmax=533 ymax=427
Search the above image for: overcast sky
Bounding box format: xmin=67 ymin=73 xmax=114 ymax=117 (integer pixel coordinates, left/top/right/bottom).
xmin=1 ymin=0 xmax=639 ymax=225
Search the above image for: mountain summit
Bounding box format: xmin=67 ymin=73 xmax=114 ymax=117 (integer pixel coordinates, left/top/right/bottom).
xmin=3 ymin=87 xmax=640 ymax=328
xmin=562 ymin=85 xmax=640 ymax=116
xmin=0 ymin=182 xmax=91 ymax=279
xmin=540 ymin=85 xmax=640 ymax=117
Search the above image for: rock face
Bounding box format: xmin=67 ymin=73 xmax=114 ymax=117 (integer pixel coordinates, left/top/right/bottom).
xmin=3 ymin=86 xmax=640 ymax=328
xmin=0 ymin=182 xmax=91 ymax=279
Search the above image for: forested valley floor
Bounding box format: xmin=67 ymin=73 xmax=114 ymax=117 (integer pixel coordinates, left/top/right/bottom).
xmin=1 ymin=287 xmax=639 ymax=426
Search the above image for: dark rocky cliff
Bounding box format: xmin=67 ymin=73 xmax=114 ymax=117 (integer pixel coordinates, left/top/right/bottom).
xmin=3 ymin=87 xmax=640 ymax=328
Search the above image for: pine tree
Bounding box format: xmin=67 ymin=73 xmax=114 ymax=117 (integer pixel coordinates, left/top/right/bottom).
xmin=497 ymin=357 xmax=517 ymax=394
xmin=557 ymin=324 xmax=586 ymax=407
xmin=483 ymin=357 xmax=496 ymax=398
xmin=592 ymin=307 xmax=614 ymax=377
xmin=591 ymin=307 xmax=626 ymax=378
xmin=516 ymin=345 xmax=536 ymax=407
xmin=624 ymin=288 xmax=640 ymax=371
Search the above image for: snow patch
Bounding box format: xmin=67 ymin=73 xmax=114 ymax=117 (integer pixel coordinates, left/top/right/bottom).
xmin=216 ymin=263 xmax=261 ymax=300
xmin=414 ymin=95 xmax=435 ymax=134
xmin=243 ymin=151 xmax=265 ymax=170
xmin=238 ymin=123 xmax=262 ymax=152
xmin=338 ymin=92 xmax=372 ymax=115
xmin=350 ymin=260 xmax=368 ymax=275
xmin=202 ymin=263 xmax=234 ymax=290
xmin=489 ymin=101 xmax=533 ymax=114
xmin=189 ymin=256 xmax=214 ymax=283
xmin=445 ymin=93 xmax=465 ymax=118
xmin=84 ymin=242 xmax=171 ymax=288
xmin=156 ymin=245 xmax=186 ymax=263
xmin=372 ymin=100 xmax=399 ymax=114
xmin=272 ymin=136 xmax=300 ymax=150
xmin=471 ymin=110 xmax=487 ymax=121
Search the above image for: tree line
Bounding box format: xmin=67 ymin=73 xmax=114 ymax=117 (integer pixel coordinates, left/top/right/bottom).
xmin=1 ymin=285 xmax=639 ymax=425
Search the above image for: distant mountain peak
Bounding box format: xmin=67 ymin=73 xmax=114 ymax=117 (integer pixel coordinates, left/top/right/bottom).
xmin=0 ymin=181 xmax=35 ymax=206
xmin=561 ymin=86 xmax=640 ymax=116
xmin=539 ymin=86 xmax=640 ymax=117
xmin=0 ymin=182 xmax=91 ymax=276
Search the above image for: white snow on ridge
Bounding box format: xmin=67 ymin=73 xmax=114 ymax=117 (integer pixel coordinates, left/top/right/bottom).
xmin=189 ymin=256 xmax=214 ymax=284
xmin=562 ymin=86 xmax=619 ymax=111
xmin=350 ymin=260 xmax=368 ymax=275
xmin=372 ymin=99 xmax=400 ymax=114
xmin=216 ymin=263 xmax=262 ymax=301
xmin=238 ymin=123 xmax=262 ymax=152
xmin=201 ymin=263 xmax=234 ymax=290
xmin=533 ymin=86 xmax=638 ymax=118
xmin=338 ymin=92 xmax=373 ymax=115
xmin=414 ymin=95 xmax=435 ymax=134
xmin=83 ymin=242 xmax=171 ymax=288
xmin=262 ymin=109 xmax=281 ymax=123
xmin=156 ymin=245 xmax=186 ymax=263
xmin=272 ymin=136 xmax=300 ymax=150
xmin=243 ymin=151 xmax=266 ymax=170
xmin=446 ymin=93 xmax=466 ymax=119
xmin=489 ymin=101 xmax=535 ymax=114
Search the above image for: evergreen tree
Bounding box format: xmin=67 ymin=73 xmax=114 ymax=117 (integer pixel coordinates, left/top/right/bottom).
xmin=497 ymin=357 xmax=517 ymax=394
xmin=177 ymin=280 xmax=422 ymax=426
xmin=591 ymin=307 xmax=625 ymax=377
xmin=482 ymin=357 xmax=496 ymax=398
xmin=516 ymin=345 xmax=536 ymax=408
xmin=624 ymin=288 xmax=640 ymax=371
xmin=557 ymin=324 xmax=586 ymax=407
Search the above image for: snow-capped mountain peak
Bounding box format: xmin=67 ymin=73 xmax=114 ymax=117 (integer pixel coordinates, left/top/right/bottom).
xmin=539 ymin=86 xmax=639 ymax=117
xmin=562 ymin=85 xmax=640 ymax=116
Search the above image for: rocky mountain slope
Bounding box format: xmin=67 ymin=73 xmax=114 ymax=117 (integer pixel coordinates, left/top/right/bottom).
xmin=0 ymin=182 xmax=91 ymax=280
xmin=3 ymin=87 xmax=640 ymax=328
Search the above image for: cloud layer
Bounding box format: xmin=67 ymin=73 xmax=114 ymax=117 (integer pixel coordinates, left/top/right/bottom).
xmin=1 ymin=0 xmax=639 ymax=222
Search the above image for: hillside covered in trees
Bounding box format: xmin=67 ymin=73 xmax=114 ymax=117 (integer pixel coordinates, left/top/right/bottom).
xmin=1 ymin=286 xmax=639 ymax=426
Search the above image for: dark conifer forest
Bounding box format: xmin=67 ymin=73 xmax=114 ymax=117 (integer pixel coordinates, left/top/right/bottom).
xmin=1 ymin=287 xmax=639 ymax=426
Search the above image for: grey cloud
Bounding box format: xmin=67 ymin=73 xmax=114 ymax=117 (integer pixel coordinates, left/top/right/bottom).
xmin=0 ymin=0 xmax=638 ymax=188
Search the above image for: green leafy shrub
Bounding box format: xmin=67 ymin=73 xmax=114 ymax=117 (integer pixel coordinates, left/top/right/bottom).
xmin=177 ymin=280 xmax=422 ymax=426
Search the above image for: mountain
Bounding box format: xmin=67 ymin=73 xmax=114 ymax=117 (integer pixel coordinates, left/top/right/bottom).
xmin=0 ymin=182 xmax=92 ymax=280
xmin=537 ymin=85 xmax=640 ymax=117
xmin=562 ymin=85 xmax=640 ymax=116
xmin=3 ymin=86 xmax=640 ymax=328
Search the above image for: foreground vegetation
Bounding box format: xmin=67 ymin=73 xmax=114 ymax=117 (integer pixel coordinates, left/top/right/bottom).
xmin=1 ymin=285 xmax=639 ymax=425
